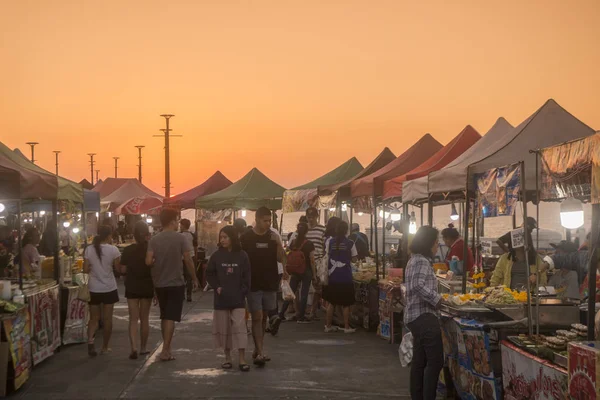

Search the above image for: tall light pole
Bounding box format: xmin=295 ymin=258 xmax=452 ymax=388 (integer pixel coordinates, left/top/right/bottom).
xmin=52 ymin=151 xmax=61 ymax=175
xmin=26 ymin=142 xmax=39 ymax=163
xmin=95 ymin=170 xmax=100 ymax=184
xmin=135 ymin=146 xmax=145 ymax=183
xmin=113 ymin=157 xmax=120 ymax=178
xmin=87 ymin=153 xmax=96 ymax=184
xmin=155 ymin=114 xmax=181 ymax=197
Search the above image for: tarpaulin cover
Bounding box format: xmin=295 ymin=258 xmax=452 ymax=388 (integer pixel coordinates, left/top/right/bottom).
xmin=164 ymin=171 xmax=232 ymax=210
xmin=401 ymin=176 xmax=429 ymax=204
xmin=468 ymin=99 xmax=595 ymax=191
xmin=318 ymin=147 xmax=397 ymax=201
xmin=196 ymin=168 xmax=286 ymax=211
xmin=539 ymin=133 xmax=600 ymax=203
xmin=282 ymin=157 xmax=363 ymax=213
xmin=384 ymin=125 xmax=481 ymax=201
xmin=351 ymin=134 xmax=442 ymax=198
xmin=475 ymin=163 xmax=521 ymax=217
xmin=115 ymin=197 xmax=164 ymax=215
xmin=428 ymin=117 xmax=513 ymax=196
xmin=100 ymin=179 xmax=163 ymax=211
xmin=13 ymin=149 xmax=83 ymax=204
xmin=0 ymin=141 xmax=57 ymax=200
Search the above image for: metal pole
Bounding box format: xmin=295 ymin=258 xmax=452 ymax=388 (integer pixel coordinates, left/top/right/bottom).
xmin=95 ymin=170 xmax=100 ymax=184
xmin=156 ymin=114 xmax=181 ymax=198
xmin=135 ymin=146 xmax=145 ymax=183
xmin=587 ymin=204 xmax=599 ymax=340
xmin=26 ymin=142 xmax=39 ymax=163
xmin=462 ymin=195 xmax=470 ymax=294
xmin=535 ymin=150 xmax=541 ymax=336
xmin=113 ymin=157 xmax=120 ymax=178
xmin=382 ymin=201 xmax=386 ymax=278
xmin=369 ymin=209 xmax=374 ymax=251
xmin=53 ymin=151 xmax=61 ymax=175
xmin=519 ymin=161 xmax=533 ymax=337
xmin=17 ymin=201 xmax=23 ymax=290
xmin=373 ymin=193 xmax=380 ymax=280
xmin=52 ymin=200 xmax=60 ymax=283
xmin=87 ymin=153 xmax=96 ymax=184
xmin=427 ymin=199 xmax=433 ymax=225
xmin=420 ymin=204 xmax=424 ymax=226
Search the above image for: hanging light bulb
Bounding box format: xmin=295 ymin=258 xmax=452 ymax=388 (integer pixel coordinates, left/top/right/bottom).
xmin=63 ymin=221 xmax=70 ymax=228
xmin=409 ymin=212 xmax=417 ymax=234
xmin=560 ymin=197 xmax=584 ymax=229
xmin=95 ymin=212 xmax=99 ymax=218
xmin=390 ymin=210 xmax=401 ymax=222
xmin=108 ymin=212 xmax=112 ymax=217
xmin=40 ymin=210 xmax=46 ymax=216
xmin=77 ymin=213 xmax=82 ymax=219
xmin=141 ymin=213 xmax=146 ymax=218
xmin=358 ymin=212 xmax=364 ymax=217
xmin=341 ymin=203 xmax=348 ymax=212
xmin=72 ymin=227 xmax=80 ymax=234
xmin=146 ymin=217 xmax=153 ymax=224
xmin=450 ymin=203 xmax=459 ymax=221
xmin=0 ymin=203 xmax=4 ymax=213
xmin=241 ymin=209 xmax=247 ymax=217
xmin=217 ymin=220 xmax=222 ymax=224
xmin=329 ymin=207 xmax=336 ymax=212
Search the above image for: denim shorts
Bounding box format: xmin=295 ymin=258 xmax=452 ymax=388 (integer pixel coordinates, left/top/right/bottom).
xmin=247 ymin=291 xmax=277 ymax=313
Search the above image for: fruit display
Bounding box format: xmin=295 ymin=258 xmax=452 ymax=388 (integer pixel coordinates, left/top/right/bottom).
xmin=483 ymin=286 xmax=528 ymax=305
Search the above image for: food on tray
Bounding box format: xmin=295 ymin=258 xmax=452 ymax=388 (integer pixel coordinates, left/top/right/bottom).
xmin=546 ymin=336 xmax=567 ymax=350
xmin=572 ymin=323 xmax=588 ymax=337
xmin=484 ymin=286 xmax=528 ymax=304
xmin=556 ymin=330 xmax=578 ymax=340
xmin=442 ymin=292 xmax=485 ymax=306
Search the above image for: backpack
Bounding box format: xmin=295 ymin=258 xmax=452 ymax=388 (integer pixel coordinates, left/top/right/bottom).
xmin=286 ymin=240 xmax=307 ymax=275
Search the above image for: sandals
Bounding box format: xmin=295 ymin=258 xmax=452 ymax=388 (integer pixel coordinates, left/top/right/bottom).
xmin=252 ymin=351 xmax=271 ymax=362
xmin=160 ymin=355 xmax=176 ymax=362
xmin=221 ymin=362 xmax=233 ymax=370
xmin=253 ymin=355 xmax=266 ymax=366
xmin=129 ymin=351 xmax=138 ymax=360
xmin=239 ymin=364 xmax=250 ymax=372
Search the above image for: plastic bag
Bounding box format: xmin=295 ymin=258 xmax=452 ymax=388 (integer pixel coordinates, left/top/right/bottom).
xmin=281 ymin=279 xmax=296 ymax=301
xmin=399 ymin=332 xmax=413 ymax=367
xmin=318 ymin=256 xmax=329 ymax=286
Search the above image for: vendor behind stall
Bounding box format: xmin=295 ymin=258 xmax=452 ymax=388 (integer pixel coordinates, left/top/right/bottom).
xmin=547 ymin=241 xmax=580 ymax=299
xmin=441 ymin=224 xmax=474 ymax=274
xmin=496 ymin=217 xmax=537 ymax=254
xmin=490 ymin=243 xmax=546 ymax=290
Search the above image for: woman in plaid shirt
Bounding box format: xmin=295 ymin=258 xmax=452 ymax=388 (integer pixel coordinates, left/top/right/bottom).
xmin=404 ymin=226 xmax=443 ymax=400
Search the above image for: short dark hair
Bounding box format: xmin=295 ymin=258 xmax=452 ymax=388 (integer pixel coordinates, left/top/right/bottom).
xmin=160 ymin=208 xmax=179 ymax=227
xmin=255 ymin=207 xmax=272 ymax=219
xmin=180 ymin=219 xmax=191 ymax=230
xmin=306 ymin=207 xmax=318 ymax=217
xmin=133 ymin=221 xmax=150 ymax=244
xmin=409 ymin=226 xmax=439 ymax=258
xmin=441 ymin=224 xmax=460 ymax=241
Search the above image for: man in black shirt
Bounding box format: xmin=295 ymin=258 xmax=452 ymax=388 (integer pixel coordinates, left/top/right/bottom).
xmin=240 ymin=207 xmax=287 ymax=366
xmin=497 ymin=217 xmax=537 ymax=254
xmin=349 ymin=223 xmax=369 ymax=260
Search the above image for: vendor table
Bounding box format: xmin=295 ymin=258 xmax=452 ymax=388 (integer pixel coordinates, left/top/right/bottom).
xmin=24 ymin=282 xmax=60 ymax=366
xmin=501 ymin=341 xmax=568 ymax=399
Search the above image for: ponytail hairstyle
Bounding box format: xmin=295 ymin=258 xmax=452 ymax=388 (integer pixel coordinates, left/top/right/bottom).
xmin=93 ymin=225 xmax=113 ymax=261
xmin=294 ymin=222 xmax=309 ymax=250
xmin=133 ymin=221 xmax=150 ymax=253
xmin=334 ymin=221 xmax=349 ymax=258
xmin=441 ymin=224 xmax=460 ymax=241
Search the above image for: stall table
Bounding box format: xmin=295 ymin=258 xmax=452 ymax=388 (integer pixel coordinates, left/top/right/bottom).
xmin=24 ymin=280 xmax=60 ymax=366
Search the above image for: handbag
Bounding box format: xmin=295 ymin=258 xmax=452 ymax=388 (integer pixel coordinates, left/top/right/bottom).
xmin=78 ymin=273 xmax=91 ymax=302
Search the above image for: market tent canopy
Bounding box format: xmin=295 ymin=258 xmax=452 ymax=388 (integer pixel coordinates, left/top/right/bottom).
xmin=350 ymin=134 xmax=443 ymax=198
xmin=0 ymin=141 xmax=56 ymax=200
xmin=318 ymin=147 xmax=397 ymax=200
xmin=383 ymin=125 xmax=481 ymax=201
xmin=196 ymin=168 xmax=286 ymax=211
xmin=468 ymin=99 xmax=596 ymax=191
xmin=164 ymin=171 xmax=232 ymax=210
xmin=100 ymin=179 xmax=163 ymax=212
xmin=115 ymin=197 xmax=164 ymax=215
xmin=282 ymin=157 xmax=363 ymax=212
xmin=13 ymin=149 xmax=84 ymax=203
xmin=79 ymin=179 xmax=94 ymax=190
xmin=428 ymin=117 xmax=514 ymax=196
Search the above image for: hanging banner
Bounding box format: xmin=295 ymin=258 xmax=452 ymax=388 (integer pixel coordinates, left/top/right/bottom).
xmin=501 ymin=342 xmax=568 ymax=400
xmin=2 ymin=307 xmax=31 ymax=390
xmin=282 ymin=189 xmax=320 ymax=213
xmin=63 ymin=286 xmax=89 ymax=345
xmin=28 ymin=285 xmax=61 ymax=365
xmin=475 ymin=163 xmax=521 ymax=218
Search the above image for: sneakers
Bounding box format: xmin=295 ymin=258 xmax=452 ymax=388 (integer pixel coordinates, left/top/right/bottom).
xmin=270 ymin=316 xmax=282 ymax=336
xmin=297 ymin=318 xmax=312 ymax=324
xmin=324 ymin=325 xmax=339 ymax=333
xmin=343 ymin=328 xmax=356 ymax=334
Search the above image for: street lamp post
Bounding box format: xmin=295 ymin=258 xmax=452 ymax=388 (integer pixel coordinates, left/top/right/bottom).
xmin=113 ymin=157 xmax=120 ymax=178
xmin=95 ymin=170 xmax=100 ymax=184
xmin=87 ymin=153 xmax=96 ymax=184
xmin=26 ymin=142 xmax=39 ymax=163
xmin=53 ymin=151 xmax=61 ymax=175
xmin=135 ymin=145 xmax=145 ymax=183
xmin=155 ymin=114 xmax=181 ymax=198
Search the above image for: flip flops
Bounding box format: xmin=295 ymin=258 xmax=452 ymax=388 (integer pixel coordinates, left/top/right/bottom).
xmin=129 ymin=351 xmax=138 ymax=360
xmin=221 ymin=362 xmax=233 ymax=370
xmin=239 ymin=364 xmax=250 ymax=372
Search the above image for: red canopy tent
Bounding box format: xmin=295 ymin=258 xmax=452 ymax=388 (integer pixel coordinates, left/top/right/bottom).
xmin=350 ymin=134 xmax=443 ymax=199
xmin=98 ymin=179 xmax=163 ymax=213
xmin=163 ymin=171 xmax=232 ymax=210
xmin=382 ymin=125 xmax=481 ymax=200
xmin=114 ymin=197 xmax=164 ymax=215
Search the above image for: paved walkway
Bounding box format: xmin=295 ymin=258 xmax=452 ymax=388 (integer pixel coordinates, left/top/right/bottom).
xmin=12 ymin=283 xmax=410 ymax=399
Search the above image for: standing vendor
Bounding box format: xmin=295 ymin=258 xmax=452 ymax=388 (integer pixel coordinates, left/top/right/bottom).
xmin=441 ymin=224 xmax=474 ymax=274
xmin=547 ymin=241 xmax=580 ymax=299
xmin=496 ymin=217 xmax=537 ymax=254
xmin=490 ymin=240 xmax=546 ymax=290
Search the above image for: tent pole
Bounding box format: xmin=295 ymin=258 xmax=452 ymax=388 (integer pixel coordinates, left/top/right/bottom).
xmin=427 ymin=199 xmax=433 ymax=225
xmin=420 ymin=204 xmax=423 ymax=227
xmin=52 ymin=200 xmax=60 ymax=283
xmin=373 ymin=193 xmax=379 ymax=280
xmin=279 ymin=211 xmax=284 ymax=235
xmin=462 ymin=194 xmax=470 ymax=294
xmin=349 ymin=204 xmax=353 ymax=226
xmin=519 ymin=161 xmax=533 ymax=337
xmin=588 ymin=204 xmax=599 ymax=340
xmin=535 ymin=150 xmax=541 ymax=336
xmin=402 ymin=202 xmax=409 ymax=270
xmin=369 ymin=207 xmax=374 ymax=252
xmin=82 ymin=204 xmax=87 ymax=250
xmin=17 ymin=201 xmax=23 ymax=291
xmin=382 ymin=200 xmax=386 ymax=278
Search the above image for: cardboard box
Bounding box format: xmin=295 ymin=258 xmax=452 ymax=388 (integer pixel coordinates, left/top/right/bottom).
xmin=569 ymin=341 xmax=600 ymax=399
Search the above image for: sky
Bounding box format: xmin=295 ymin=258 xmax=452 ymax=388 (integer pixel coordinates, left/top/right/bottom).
xmin=1 ymin=0 xmax=599 ymax=196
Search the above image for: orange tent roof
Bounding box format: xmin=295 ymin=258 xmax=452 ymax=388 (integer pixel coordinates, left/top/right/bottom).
xmin=350 ymin=134 xmax=442 ymax=198
xmin=382 ymin=125 xmax=481 ymax=200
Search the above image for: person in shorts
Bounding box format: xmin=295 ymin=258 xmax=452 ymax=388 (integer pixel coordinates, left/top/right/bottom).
xmin=84 ymin=225 xmax=121 ymax=357
xmin=146 ymin=209 xmax=199 ymax=362
xmin=240 ymin=207 xmax=287 ymax=366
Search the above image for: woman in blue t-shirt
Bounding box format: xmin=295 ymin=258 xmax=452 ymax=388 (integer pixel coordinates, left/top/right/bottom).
xmin=323 ymin=221 xmax=357 ymax=334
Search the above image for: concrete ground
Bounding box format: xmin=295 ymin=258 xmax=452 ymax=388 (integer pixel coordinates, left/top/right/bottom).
xmin=11 ymin=282 xmax=410 ymax=399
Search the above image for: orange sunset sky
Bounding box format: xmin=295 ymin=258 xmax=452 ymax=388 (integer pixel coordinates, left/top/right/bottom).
xmin=2 ymin=0 xmax=599 ymax=196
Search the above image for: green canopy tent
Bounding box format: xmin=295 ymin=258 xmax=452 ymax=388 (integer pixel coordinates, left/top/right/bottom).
xmin=282 ymin=157 xmax=363 ymax=213
xmin=195 ymin=168 xmax=286 ymax=211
